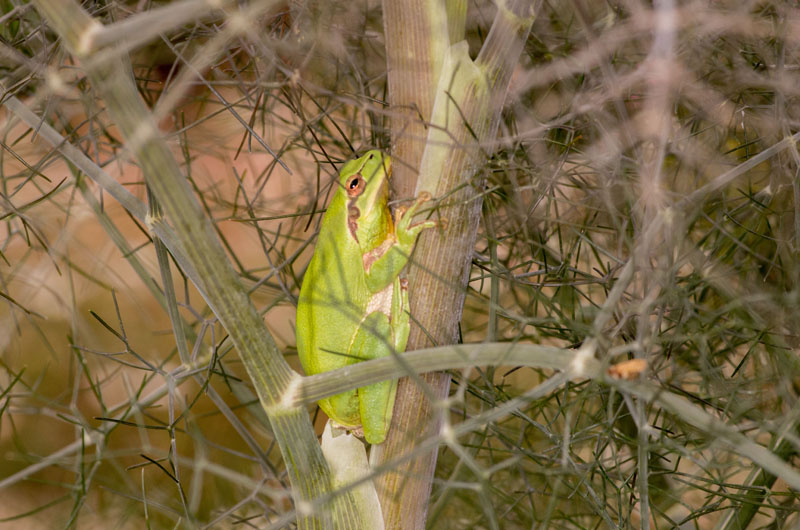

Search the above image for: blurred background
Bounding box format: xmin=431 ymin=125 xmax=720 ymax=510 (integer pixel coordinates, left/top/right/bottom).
xmin=2 ymin=0 xmax=800 ymax=528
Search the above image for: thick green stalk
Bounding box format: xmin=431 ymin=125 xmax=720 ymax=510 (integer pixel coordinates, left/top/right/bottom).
xmin=30 ymin=0 xmax=359 ymax=526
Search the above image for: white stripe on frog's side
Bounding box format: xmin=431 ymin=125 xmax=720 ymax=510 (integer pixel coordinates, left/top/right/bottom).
xmin=366 ymin=282 xmax=394 ymax=319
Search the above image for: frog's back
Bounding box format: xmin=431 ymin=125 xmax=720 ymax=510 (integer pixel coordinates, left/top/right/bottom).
xmin=296 ymin=201 xmax=371 ymax=376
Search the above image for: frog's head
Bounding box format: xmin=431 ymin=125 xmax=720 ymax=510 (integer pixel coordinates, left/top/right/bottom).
xmin=338 ymin=150 xmax=390 ymax=242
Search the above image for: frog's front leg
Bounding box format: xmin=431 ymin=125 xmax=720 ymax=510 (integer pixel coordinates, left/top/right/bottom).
xmin=362 ymin=194 xmax=438 ymax=293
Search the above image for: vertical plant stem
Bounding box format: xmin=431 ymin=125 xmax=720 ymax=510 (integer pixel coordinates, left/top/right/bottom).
xmin=381 ymin=0 xmax=449 ymax=199
xmin=376 ymin=1 xmax=452 ymax=527
xmin=375 ymin=2 xmax=534 ymax=528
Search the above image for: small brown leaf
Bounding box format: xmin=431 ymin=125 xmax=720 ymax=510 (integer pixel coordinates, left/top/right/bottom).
xmin=607 ymin=358 xmax=647 ymax=380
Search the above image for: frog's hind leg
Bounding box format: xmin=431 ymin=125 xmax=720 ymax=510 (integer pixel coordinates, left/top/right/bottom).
xmin=352 ymin=311 xmax=398 ymax=445
xmin=319 ymin=392 xmax=360 ymax=428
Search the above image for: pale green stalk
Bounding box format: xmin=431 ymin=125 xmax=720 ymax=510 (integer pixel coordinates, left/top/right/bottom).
xmin=320 ymin=424 xmax=385 ymax=530
xmin=28 ymin=0 xmax=360 ymax=526
xmin=294 ymin=342 xmax=800 ymax=494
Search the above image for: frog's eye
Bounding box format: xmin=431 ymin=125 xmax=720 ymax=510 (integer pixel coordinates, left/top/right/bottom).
xmin=346 ymin=174 xmax=365 ymax=197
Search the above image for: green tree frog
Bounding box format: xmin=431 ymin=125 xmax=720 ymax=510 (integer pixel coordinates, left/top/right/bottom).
xmin=296 ymin=150 xmax=436 ymax=444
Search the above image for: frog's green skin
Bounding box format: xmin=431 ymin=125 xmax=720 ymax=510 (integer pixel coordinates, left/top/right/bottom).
xmin=296 ymin=150 xmax=436 ymax=444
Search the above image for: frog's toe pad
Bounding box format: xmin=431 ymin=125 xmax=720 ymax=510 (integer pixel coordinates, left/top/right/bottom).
xmin=329 ymin=420 xmax=366 ymax=443
xmin=348 ymin=425 xmax=367 ymax=443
